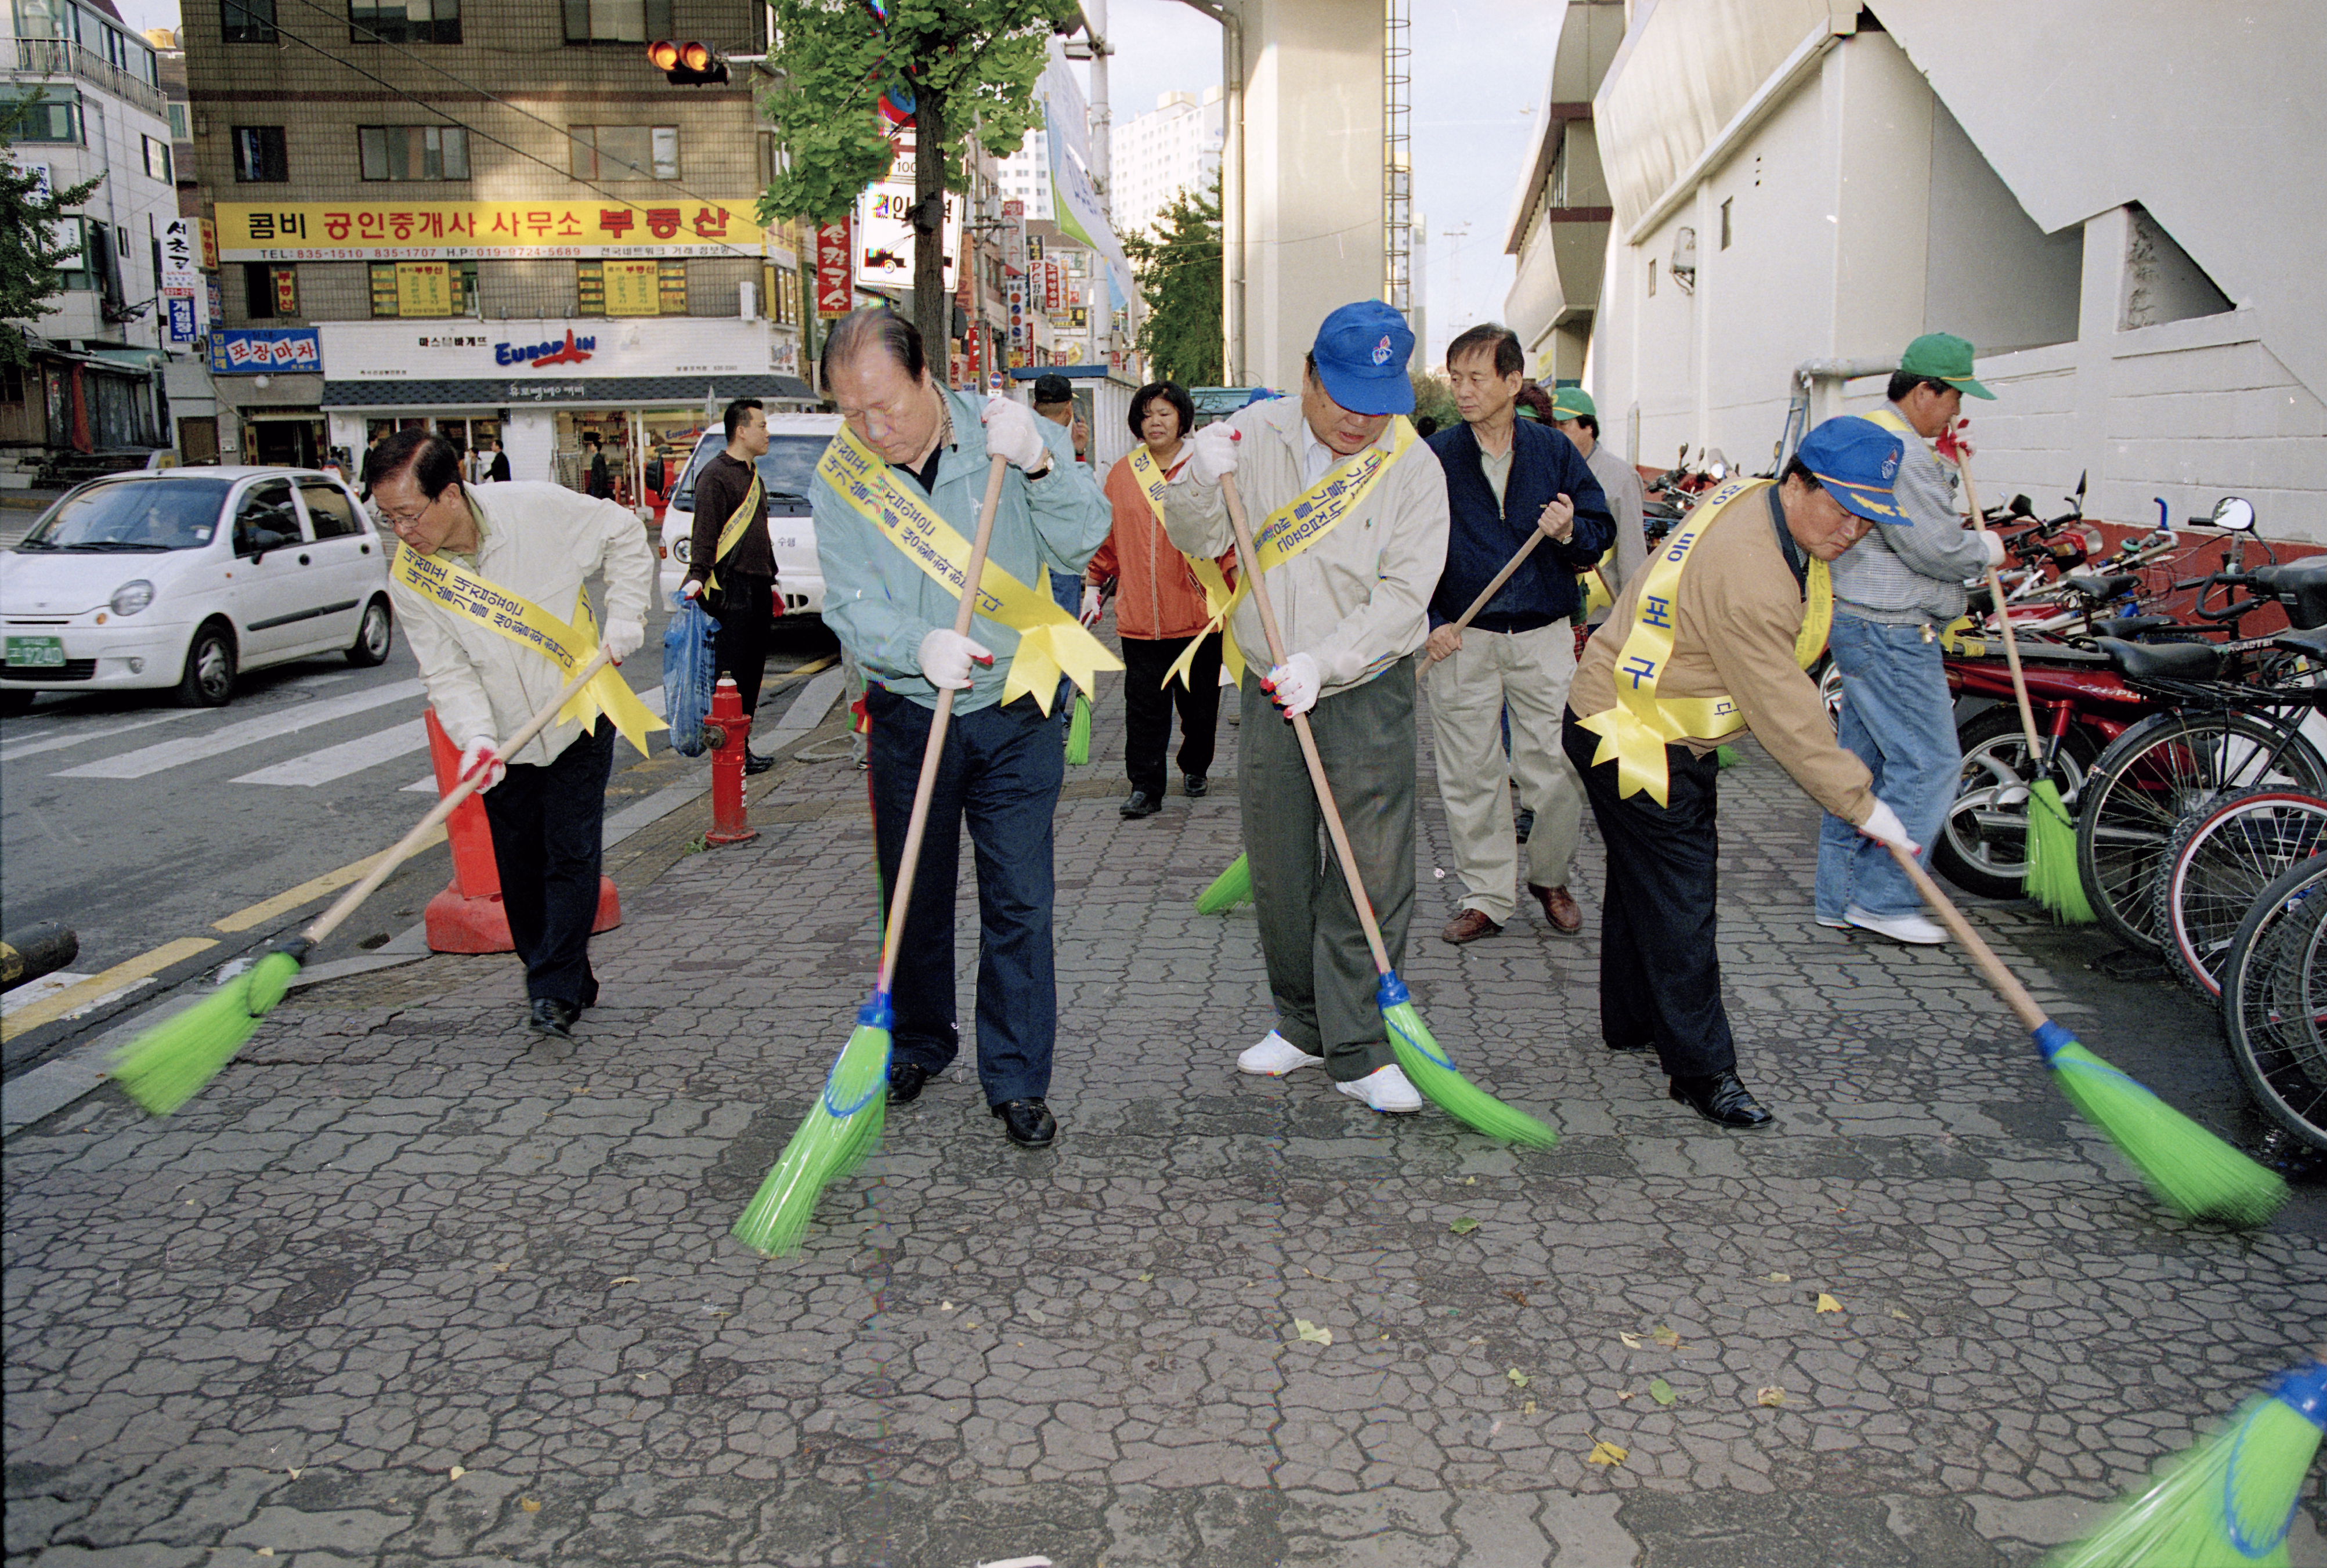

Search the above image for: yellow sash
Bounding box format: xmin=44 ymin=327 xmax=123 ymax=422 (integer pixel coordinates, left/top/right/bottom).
xmin=1574 ymin=478 xmax=1831 ymax=805
xmin=815 ymin=423 xmax=1121 ymax=714
xmin=1578 ymin=544 xmax=1617 ymax=616
xmin=392 ymin=545 xmax=666 ymax=757
xmin=1128 ymin=442 xmax=1244 ymax=687
xmin=705 ymin=467 xmax=763 ymax=594
xmin=1164 ymin=416 xmax=1418 ymax=690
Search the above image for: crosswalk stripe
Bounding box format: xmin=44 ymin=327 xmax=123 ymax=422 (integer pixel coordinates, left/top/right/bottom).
xmin=53 ymin=679 xmax=427 ymax=780
xmin=231 ymin=718 xmax=428 ymax=787
xmin=0 ymin=708 xmax=198 ymax=764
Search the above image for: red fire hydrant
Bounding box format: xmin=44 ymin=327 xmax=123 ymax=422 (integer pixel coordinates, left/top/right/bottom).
xmin=702 ymin=675 xmax=759 ymax=846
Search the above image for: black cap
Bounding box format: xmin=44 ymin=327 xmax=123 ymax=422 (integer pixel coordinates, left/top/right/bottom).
xmin=1032 ymin=373 xmax=1074 ymax=405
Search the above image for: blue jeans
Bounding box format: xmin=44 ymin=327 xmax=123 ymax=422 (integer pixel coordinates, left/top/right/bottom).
xmin=866 ymin=685 xmax=1065 ymax=1106
xmin=1815 ymin=614 xmax=1959 ymax=920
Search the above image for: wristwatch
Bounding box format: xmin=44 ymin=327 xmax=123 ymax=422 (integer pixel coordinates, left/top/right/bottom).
xmin=1027 ymin=458 xmax=1055 ymax=481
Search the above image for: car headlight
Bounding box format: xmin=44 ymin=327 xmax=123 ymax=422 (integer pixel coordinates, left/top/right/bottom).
xmin=110 ymin=579 xmax=154 ymax=616
xmin=673 ymin=539 xmax=691 ymax=563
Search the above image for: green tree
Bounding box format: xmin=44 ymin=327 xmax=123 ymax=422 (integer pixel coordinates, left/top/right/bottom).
xmin=1408 ymin=369 xmax=1459 ymax=432
xmin=759 ymin=0 xmax=1071 ymax=374
xmin=1121 ymin=174 xmax=1221 ymax=386
xmin=1 ymin=96 xmax=101 ymax=367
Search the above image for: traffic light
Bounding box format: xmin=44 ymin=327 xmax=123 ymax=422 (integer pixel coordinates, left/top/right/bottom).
xmin=648 ymin=39 xmax=728 ymax=86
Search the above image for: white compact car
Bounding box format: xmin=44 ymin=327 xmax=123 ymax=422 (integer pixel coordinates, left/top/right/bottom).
xmin=658 ymin=413 xmax=840 ymax=612
xmin=0 ymin=467 xmax=393 ymax=712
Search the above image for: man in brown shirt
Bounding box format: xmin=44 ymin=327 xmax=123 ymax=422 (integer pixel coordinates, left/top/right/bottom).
xmin=681 ymin=397 xmax=778 ymax=774
xmin=1563 ymin=416 xmax=1919 ymax=1128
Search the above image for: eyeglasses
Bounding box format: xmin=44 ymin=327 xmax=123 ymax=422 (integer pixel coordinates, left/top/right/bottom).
xmin=377 ymin=500 xmax=432 ymax=529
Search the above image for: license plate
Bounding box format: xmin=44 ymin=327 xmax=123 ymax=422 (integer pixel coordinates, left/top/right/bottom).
xmin=5 ymin=635 xmax=64 ymax=669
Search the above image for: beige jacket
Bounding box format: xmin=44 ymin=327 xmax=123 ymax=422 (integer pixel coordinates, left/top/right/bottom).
xmin=1161 ymin=394 xmax=1448 ymax=696
xmin=388 ymin=481 xmax=656 ymax=766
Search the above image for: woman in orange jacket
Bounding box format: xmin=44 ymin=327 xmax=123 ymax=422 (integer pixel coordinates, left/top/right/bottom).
xmin=1084 ymin=381 xmax=1238 ymax=818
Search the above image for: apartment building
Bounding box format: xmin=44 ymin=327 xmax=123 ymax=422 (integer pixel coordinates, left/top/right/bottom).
xmin=178 ymin=0 xmax=815 ymax=493
xmin=1108 ymin=86 xmax=1220 ymax=244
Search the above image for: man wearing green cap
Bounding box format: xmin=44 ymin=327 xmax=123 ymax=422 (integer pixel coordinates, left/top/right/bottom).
xmin=1814 ymin=331 xmax=2006 ymax=945
xmin=1552 ymin=387 xmax=1646 ymax=626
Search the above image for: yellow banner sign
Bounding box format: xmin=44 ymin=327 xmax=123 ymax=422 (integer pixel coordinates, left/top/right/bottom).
xmin=215 ymin=200 xmax=765 ymax=261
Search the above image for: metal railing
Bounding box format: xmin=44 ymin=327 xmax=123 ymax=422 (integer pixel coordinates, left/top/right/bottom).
xmin=10 ymin=38 xmax=168 ymax=120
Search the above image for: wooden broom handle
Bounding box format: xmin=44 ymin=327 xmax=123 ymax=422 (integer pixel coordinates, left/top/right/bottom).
xmin=875 ymin=456 xmax=1011 ymax=995
xmin=303 ymin=645 xmax=617 ymax=946
xmin=1882 ymin=840 xmax=2047 ymax=1032
xmin=1958 ymin=449 xmax=2047 ymax=763
xmin=1220 ymin=473 xmax=1394 ymax=977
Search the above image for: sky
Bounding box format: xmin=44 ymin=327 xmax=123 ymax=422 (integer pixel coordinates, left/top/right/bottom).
xmin=1073 ymin=0 xmax=1564 ymax=366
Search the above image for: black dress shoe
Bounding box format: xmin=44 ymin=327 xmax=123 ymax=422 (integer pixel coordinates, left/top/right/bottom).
xmin=744 ymin=751 xmax=776 ymax=776
xmin=1119 ymin=790 xmax=1161 ymax=819
xmin=1184 ymin=774 xmax=1208 ymax=798
xmin=993 ymin=1097 xmax=1057 ymax=1147
xmin=580 ymin=974 xmax=599 ymax=1010
xmin=888 ymin=1061 xmax=930 ymax=1105
xmin=528 ymin=998 xmax=579 ymax=1039
xmin=1669 ymin=1070 xmax=1773 ymax=1128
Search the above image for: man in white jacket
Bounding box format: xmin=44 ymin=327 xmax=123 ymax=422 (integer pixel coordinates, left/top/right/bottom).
xmin=375 ymin=429 xmax=654 ymax=1043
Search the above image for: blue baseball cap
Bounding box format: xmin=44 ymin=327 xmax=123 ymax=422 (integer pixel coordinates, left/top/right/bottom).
xmin=1309 ymin=301 xmax=1415 ymax=416
xmin=1796 ymin=416 xmax=1907 ymax=523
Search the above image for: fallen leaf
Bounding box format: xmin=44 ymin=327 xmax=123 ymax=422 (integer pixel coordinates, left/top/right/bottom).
xmin=1137 ymin=1273 xmax=1152 ymax=1282
xmin=1449 ymin=1217 xmax=1481 ymax=1235
xmin=941 ymin=1301 xmax=955 ymax=1312
xmin=287 ymin=1468 xmax=302 ymax=1479
xmin=1618 ymin=1332 xmax=1643 ymax=1350
xmin=1651 ymin=1325 xmax=1682 ymax=1349
xmin=1586 ymin=1439 xmax=1629 ymax=1466
xmin=1504 ymin=1290 xmax=1529 ymax=1307
xmin=1890 ymin=1309 xmax=1910 ymax=1321
xmin=449 ymin=1466 xmax=465 ymax=1480
xmin=1815 ymin=1293 xmax=1842 ymax=1314
xmin=1616 ymin=1390 xmax=1634 ymax=1401
xmin=1465 ymin=1176 xmax=1477 ymax=1186
xmin=1522 ymin=1399 xmax=1537 ymax=1414
xmin=520 ymin=1497 xmax=542 ymax=1513
xmin=257 ymin=1551 xmax=274 ymax=1559
xmin=1766 ymin=1271 xmax=1792 ymax=1284
xmin=1757 ymin=1386 xmax=1786 ymax=1407
xmin=609 ymin=1276 xmax=639 ymax=1285
xmin=1293 ymin=1318 xmax=1334 ymax=1346
xmin=1507 ymin=1368 xmax=1529 ymax=1388
xmin=1649 ymin=1377 xmax=1676 ymax=1406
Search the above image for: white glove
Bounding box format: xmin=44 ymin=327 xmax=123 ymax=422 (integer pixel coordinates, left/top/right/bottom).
xmin=1857 ymin=799 xmax=1921 ymax=855
xmin=457 ymin=738 xmax=506 ymax=793
xmin=1976 ymin=530 xmax=2007 ymax=569
xmin=1186 ymin=421 xmax=1241 ymax=485
xmin=1262 ymin=651 xmax=1321 ymax=717
xmin=1079 ymin=584 xmax=1104 ymax=627
xmin=917 ymin=627 xmax=993 ymax=691
xmin=981 ymin=396 xmax=1051 ymax=472
xmin=679 ymin=577 xmax=703 ymax=601
xmin=603 ymin=617 xmax=645 ymax=664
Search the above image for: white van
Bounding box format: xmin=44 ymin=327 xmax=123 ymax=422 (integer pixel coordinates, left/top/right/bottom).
xmin=657 ymin=413 xmax=840 ymax=613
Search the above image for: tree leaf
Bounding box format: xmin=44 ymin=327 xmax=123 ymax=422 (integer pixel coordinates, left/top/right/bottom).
xmin=1756 ymin=1386 xmax=1786 ymax=1407
xmin=1618 ymin=1331 xmax=1643 ymax=1350
xmin=609 ymin=1276 xmax=639 ymax=1285
xmin=1815 ymin=1293 xmax=1842 ymax=1314
xmin=1293 ymin=1318 xmax=1333 ymax=1346
xmin=1650 ymin=1325 xmax=1682 ymax=1349
xmin=520 ymin=1497 xmax=542 ymax=1513
xmin=1648 ymin=1377 xmax=1676 ymax=1406
xmin=448 ymin=1466 xmax=465 ymax=1480
xmin=1586 ymin=1439 xmax=1629 ymax=1466
xmin=1506 ymin=1368 xmax=1529 ymax=1388
xmin=1766 ymin=1271 xmax=1792 ymax=1283
xmin=1890 ymin=1308 xmax=1910 ymax=1320
xmin=1449 ymin=1217 xmax=1481 ymax=1235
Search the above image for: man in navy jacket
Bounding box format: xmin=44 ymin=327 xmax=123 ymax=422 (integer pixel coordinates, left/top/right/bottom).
xmin=1424 ymin=326 xmax=1613 ymax=943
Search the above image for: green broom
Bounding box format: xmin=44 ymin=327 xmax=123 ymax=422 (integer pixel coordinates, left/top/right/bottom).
xmin=732 ymin=457 xmax=1011 ymax=1258
xmin=1715 ymin=744 xmax=1743 ymax=769
xmin=1884 ymin=841 xmax=2285 ymax=1225
xmin=1220 ymin=474 xmax=1558 ymax=1148
xmin=1960 ymin=455 xmax=2091 ymax=921
xmin=1195 ymin=852 xmax=1252 ymax=914
xmin=2049 ymin=1361 xmax=2326 ymax=1567
xmin=111 ymin=647 xmax=618 ymax=1115
xmin=1065 ymin=692 xmax=1092 ymax=764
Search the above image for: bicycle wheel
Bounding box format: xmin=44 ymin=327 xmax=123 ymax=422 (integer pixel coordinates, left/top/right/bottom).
xmin=2075 ymin=709 xmax=2327 ymax=952
xmin=1932 ymin=706 xmax=2101 ymax=900
xmin=2156 ymin=788 xmax=2327 ymax=999
xmin=2220 ymin=852 xmax=2327 ymax=1150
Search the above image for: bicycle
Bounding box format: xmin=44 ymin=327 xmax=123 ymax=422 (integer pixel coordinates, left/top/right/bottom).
xmin=2155 ymin=786 xmax=2327 ymax=999
xmin=2218 ymin=851 xmax=2327 ymax=1150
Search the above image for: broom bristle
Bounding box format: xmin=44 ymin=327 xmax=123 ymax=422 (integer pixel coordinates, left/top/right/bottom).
xmin=2048 ymin=1364 xmax=2327 ymax=1568
xmin=110 ymin=949 xmax=305 ymax=1115
xmin=1195 ymin=852 xmax=1253 ymax=915
xmin=1378 ymin=976 xmax=1558 ymax=1148
xmin=731 ymin=1009 xmax=891 ymax=1258
xmin=2035 ymin=1024 xmax=2288 ymax=1226
xmin=1714 ymin=744 xmax=1741 ymax=769
xmin=1065 ymin=693 xmax=1092 ymax=765
xmin=2027 ymin=779 xmax=2096 ymax=922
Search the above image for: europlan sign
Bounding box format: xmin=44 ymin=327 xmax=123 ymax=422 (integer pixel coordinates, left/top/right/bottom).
xmin=315 ymin=317 xmax=774 ymax=381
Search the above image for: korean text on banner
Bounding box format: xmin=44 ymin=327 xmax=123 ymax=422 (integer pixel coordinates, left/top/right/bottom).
xmin=215 ymin=200 xmax=763 ymax=261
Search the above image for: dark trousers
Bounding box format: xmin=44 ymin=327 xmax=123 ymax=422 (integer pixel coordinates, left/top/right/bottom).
xmin=481 ymin=718 xmax=614 ymax=1009
xmin=1562 ymin=709 xmax=1735 ymax=1078
xmin=866 ymin=685 xmax=1066 ymax=1106
xmin=1120 ymin=633 xmax=1223 ymax=797
xmin=709 ymin=572 xmax=774 ymax=726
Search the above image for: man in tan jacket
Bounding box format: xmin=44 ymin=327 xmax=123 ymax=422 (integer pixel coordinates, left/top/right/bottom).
xmin=1563 ymin=416 xmax=1918 ymax=1128
xmin=1164 ymin=301 xmax=1449 ymax=1114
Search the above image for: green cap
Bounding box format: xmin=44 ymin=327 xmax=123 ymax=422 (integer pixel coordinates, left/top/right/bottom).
xmin=1550 ymin=385 xmax=1596 ymax=421
xmin=1898 ymin=332 xmax=1994 ymax=399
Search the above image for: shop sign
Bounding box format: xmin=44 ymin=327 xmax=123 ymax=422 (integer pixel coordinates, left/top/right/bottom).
xmin=198 ymin=216 xmax=218 ymax=270
xmin=497 ymin=328 xmax=595 ymax=368
xmin=317 ymin=316 xmax=768 ymax=381
xmin=159 ymin=219 xmax=200 ymax=291
xmin=214 ymin=200 xmax=764 ymax=261
xmin=210 ymin=327 xmax=322 ymax=375
xmin=505 ymin=381 xmax=591 ymax=402
xmin=770 ymin=335 xmax=799 ymax=377
xmin=855 ymin=179 xmax=959 ymax=290
xmin=814 ymin=219 xmax=853 ymax=317
xmin=1001 ymin=199 xmax=1027 ymax=274
xmin=1006 ymin=273 xmax=1027 ymax=353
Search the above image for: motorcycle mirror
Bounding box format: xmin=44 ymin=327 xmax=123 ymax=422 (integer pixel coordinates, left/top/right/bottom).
xmin=2074 ymin=471 xmax=2088 ymax=501
xmin=2212 ymin=496 xmax=2256 ymax=533
xmin=2010 ymin=494 xmax=2033 ymax=516
xmin=1705 ymin=447 xmax=1727 ymax=469
xmin=1707 ymin=461 xmax=1728 ymax=483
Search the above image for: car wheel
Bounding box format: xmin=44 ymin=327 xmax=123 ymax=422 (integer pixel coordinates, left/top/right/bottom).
xmin=0 ymin=689 xmax=34 ymax=717
xmin=176 ymin=620 xmax=237 ymax=707
xmin=347 ymin=596 xmax=393 ymax=667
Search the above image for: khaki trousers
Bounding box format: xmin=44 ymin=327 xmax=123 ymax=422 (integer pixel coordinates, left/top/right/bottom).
xmin=1425 ymin=621 xmax=1583 ymax=924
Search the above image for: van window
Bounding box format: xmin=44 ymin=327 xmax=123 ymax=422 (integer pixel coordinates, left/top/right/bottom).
xmin=671 ymin=433 xmax=828 ymax=512
xmin=300 ymin=480 xmax=363 ymax=539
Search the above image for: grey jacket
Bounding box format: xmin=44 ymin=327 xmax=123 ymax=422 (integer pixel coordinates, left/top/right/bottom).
xmin=1827 ymin=403 xmax=1990 ymax=625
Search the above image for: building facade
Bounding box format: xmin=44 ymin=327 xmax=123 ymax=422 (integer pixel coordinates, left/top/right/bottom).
xmin=177 ymin=0 xmax=815 ymax=496
xmin=1108 ymin=86 xmax=1221 ymax=244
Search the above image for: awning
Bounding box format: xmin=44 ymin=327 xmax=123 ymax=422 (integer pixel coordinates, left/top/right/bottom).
xmin=319 ymin=374 xmax=815 ymax=410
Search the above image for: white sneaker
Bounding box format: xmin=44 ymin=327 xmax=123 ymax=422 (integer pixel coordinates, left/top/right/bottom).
xmin=1238 ymin=1030 xmax=1323 ymax=1076
xmin=1845 ymin=904 xmax=1947 ymax=945
xmin=1814 ymin=913 xmax=1850 ymax=930
xmin=1336 ymin=1064 xmax=1423 ymax=1113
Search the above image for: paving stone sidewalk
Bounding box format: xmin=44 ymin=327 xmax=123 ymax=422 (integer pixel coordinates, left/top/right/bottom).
xmin=6 ymin=667 xmax=2324 ymax=1568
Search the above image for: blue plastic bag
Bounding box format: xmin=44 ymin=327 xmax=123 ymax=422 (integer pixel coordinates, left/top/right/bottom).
xmin=662 ymin=591 xmax=722 ymax=756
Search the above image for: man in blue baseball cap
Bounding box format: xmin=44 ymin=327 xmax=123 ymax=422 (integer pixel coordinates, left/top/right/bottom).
xmin=1562 ymin=415 xmax=1919 ymax=1129
xmin=1164 ymin=299 xmax=1450 ymax=1116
